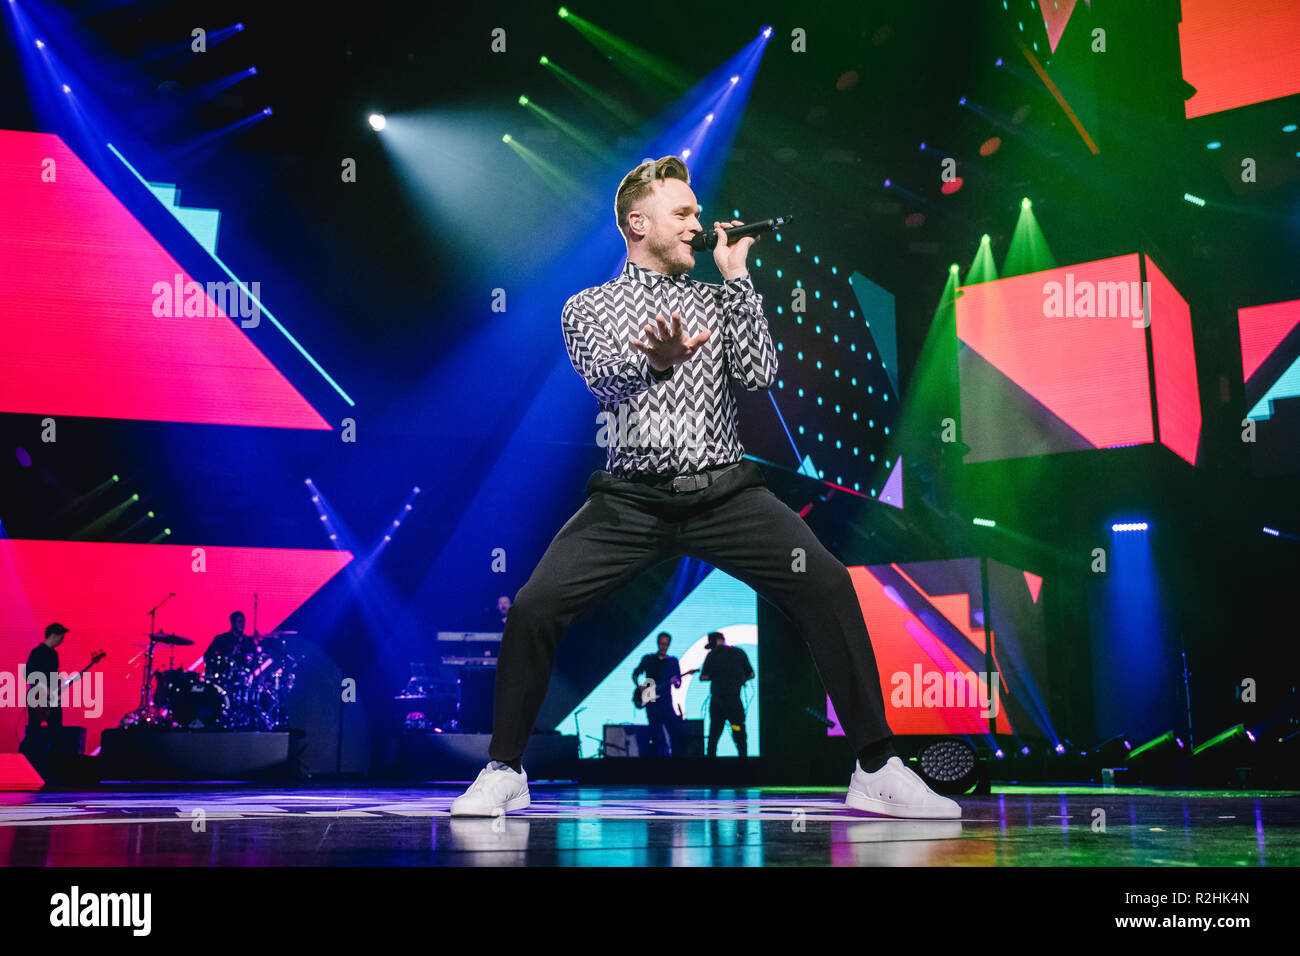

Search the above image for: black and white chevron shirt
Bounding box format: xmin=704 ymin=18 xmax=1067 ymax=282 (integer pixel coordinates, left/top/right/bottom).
xmin=562 ymin=259 xmax=778 ymax=477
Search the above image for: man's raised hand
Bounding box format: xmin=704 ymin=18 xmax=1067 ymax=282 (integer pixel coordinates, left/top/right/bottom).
xmin=630 ymin=310 xmax=712 ymax=372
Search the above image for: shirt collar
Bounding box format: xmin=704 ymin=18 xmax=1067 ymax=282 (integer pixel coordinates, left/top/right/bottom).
xmin=622 ymin=259 xmax=691 ymax=288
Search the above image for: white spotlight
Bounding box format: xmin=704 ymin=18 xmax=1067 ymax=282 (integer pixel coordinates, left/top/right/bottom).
xmin=368 ymin=113 xmax=387 ymax=131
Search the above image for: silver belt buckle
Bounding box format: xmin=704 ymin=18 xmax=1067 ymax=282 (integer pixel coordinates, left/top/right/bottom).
xmin=671 ymin=473 xmax=707 ymax=494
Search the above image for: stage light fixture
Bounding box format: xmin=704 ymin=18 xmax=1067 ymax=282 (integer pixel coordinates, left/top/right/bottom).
xmin=915 ymin=738 xmax=980 ymax=795
xmin=1111 ymin=521 xmax=1149 ymax=532
xmin=368 ymin=113 xmax=386 ymax=131
xmin=518 ymin=95 xmax=528 ymax=106
xmin=1126 ymin=731 xmax=1185 ymax=784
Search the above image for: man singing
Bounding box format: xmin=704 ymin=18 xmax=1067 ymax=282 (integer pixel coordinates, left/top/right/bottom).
xmin=451 ymin=155 xmax=958 ymax=819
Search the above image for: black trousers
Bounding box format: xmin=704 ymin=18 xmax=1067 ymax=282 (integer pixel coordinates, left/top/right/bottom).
xmin=707 ymin=697 xmax=747 ymax=757
xmin=645 ymin=701 xmax=679 ymax=756
xmin=20 ymin=706 xmax=62 ymax=758
xmin=488 ymin=459 xmax=893 ymax=765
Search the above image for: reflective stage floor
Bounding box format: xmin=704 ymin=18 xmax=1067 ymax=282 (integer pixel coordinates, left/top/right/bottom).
xmin=2 ymin=784 xmax=1297 ymax=867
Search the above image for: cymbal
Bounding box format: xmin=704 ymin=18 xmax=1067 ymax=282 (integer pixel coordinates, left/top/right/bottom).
xmin=256 ymin=630 xmax=298 ymax=637
xmin=145 ymin=632 xmax=194 ymax=646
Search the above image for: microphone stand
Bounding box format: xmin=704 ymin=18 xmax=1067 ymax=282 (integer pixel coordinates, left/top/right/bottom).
xmin=141 ymin=592 xmax=175 ymax=712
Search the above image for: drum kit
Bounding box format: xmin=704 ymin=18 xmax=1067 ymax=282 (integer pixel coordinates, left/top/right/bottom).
xmin=120 ymin=627 xmax=299 ymax=732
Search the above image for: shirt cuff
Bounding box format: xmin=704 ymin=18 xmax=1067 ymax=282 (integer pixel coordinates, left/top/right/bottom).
xmin=722 ymin=273 xmax=754 ymax=292
xmin=644 ymin=356 xmax=675 ymax=382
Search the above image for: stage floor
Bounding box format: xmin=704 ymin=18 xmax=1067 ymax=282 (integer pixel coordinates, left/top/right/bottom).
xmin=2 ymin=783 xmax=1297 ymax=866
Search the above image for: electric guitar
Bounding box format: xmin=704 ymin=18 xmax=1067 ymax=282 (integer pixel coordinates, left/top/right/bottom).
xmin=27 ymin=650 xmax=106 ymax=722
xmin=633 ymin=667 xmax=699 ymax=709
xmin=62 ymin=650 xmax=107 ymax=689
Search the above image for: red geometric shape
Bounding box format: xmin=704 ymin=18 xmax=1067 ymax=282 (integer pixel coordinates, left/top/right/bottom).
xmin=1024 ymin=571 xmax=1042 ymax=603
xmin=1147 ymin=256 xmax=1201 ymax=465
xmin=1239 ymin=298 xmax=1300 ymax=383
xmin=0 ymin=754 xmax=44 ymax=791
xmin=1180 ymin=0 xmax=1300 ymax=119
xmin=1038 ymin=0 xmax=1080 ymax=54
xmin=0 ymin=540 xmax=352 ymax=752
xmin=956 ymin=254 xmax=1153 ymax=452
xmin=830 ymin=564 xmax=1011 ymax=736
xmin=0 ymin=130 xmax=329 ymax=429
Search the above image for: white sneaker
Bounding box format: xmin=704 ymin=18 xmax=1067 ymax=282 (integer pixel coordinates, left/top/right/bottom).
xmin=845 ymin=756 xmax=962 ymax=819
xmin=450 ymin=761 xmax=530 ymax=816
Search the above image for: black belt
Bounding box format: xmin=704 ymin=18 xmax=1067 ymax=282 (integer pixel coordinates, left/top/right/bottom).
xmin=626 ymin=461 xmax=742 ymax=494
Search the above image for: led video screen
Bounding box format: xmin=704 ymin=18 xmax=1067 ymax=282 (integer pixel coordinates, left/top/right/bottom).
xmin=0 ymin=539 xmax=352 ymax=754
xmin=956 ymin=254 xmax=1200 ymax=465
xmin=554 ymin=568 xmax=760 ymax=758
xmin=1240 ymin=297 xmax=1300 ymax=475
xmin=0 ymin=129 xmax=327 ymax=429
xmin=1180 ymin=0 xmax=1300 ymax=119
xmin=828 ymin=558 xmax=1050 ymax=739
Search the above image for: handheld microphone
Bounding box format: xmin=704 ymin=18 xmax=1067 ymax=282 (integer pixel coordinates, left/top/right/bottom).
xmin=689 ymin=215 xmax=793 ymax=251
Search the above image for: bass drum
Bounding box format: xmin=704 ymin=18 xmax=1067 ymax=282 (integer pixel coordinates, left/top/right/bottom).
xmin=155 ymin=668 xmax=198 ymax=715
xmin=171 ymin=680 xmax=229 ymax=729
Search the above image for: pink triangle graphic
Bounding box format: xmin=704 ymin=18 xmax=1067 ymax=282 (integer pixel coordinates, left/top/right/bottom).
xmin=1039 ymin=0 xmax=1080 ymax=53
xmin=1024 ymin=570 xmax=1043 ymax=603
xmin=1239 ymin=299 xmax=1300 ymax=383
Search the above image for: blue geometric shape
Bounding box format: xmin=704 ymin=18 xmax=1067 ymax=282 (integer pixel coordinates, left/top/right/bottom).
xmin=1248 ymin=353 xmax=1300 ymax=422
xmin=146 ymin=182 xmax=222 ymax=257
xmin=848 ymin=272 xmax=899 ymax=397
xmin=798 ymin=453 xmax=820 ymax=478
